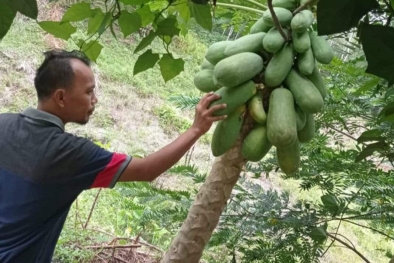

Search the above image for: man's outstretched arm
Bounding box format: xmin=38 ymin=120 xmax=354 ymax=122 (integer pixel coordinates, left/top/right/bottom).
xmin=118 ymin=92 xmax=227 ymax=182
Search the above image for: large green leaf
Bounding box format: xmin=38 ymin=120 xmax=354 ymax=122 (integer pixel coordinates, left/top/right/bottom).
xmin=357 ymin=129 xmax=384 ymax=143
xmin=118 ymin=11 xmax=142 ymax=38
xmin=136 ymin=5 xmax=155 ymax=27
xmin=62 ymin=2 xmax=93 ymax=22
xmin=156 ymin=16 xmax=180 ymax=36
xmin=88 ymin=9 xmax=105 ymax=35
xmin=133 ymin=49 xmax=160 ymax=75
xmin=158 ymin=54 xmax=185 ymax=82
xmin=120 ymin=0 xmax=150 ymax=5
xmin=189 ymin=2 xmax=212 ymax=31
xmin=321 ymin=194 xmax=339 ymax=216
xmin=134 ymin=31 xmax=157 ymax=54
xmin=316 ymin=0 xmax=379 ymax=35
xmin=79 ymin=40 xmax=103 ymax=63
xmin=38 ymin=21 xmax=76 ymax=40
xmin=174 ymin=0 xmax=190 ymax=22
xmin=7 ymin=0 xmax=38 ymax=19
xmin=309 ymin=227 xmax=327 ymax=243
xmin=353 ymin=77 xmax=380 ymax=95
xmin=0 ymin=2 xmax=16 ymax=40
xmin=355 ymin=141 xmax=388 ymax=162
xmin=360 ymin=23 xmax=394 ymax=84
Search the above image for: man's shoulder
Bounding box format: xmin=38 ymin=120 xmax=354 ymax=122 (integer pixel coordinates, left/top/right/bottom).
xmin=0 ymin=112 xmax=20 ymax=121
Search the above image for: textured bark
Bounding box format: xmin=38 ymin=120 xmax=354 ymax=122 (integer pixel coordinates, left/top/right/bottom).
xmin=161 ymin=117 xmax=253 ymax=263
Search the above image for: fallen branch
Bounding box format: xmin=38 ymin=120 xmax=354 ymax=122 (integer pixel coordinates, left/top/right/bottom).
xmin=84 ymin=189 xmax=102 ymax=229
xmin=99 ymin=251 xmax=129 ymax=263
xmin=268 ymin=0 xmax=288 ymax=41
xmin=85 ymin=244 xmax=142 ymax=249
xmin=293 ymin=0 xmax=317 ymax=15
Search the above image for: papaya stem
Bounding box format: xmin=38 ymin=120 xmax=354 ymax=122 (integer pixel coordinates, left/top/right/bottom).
xmin=267 ymin=0 xmax=288 ymax=41
xmin=215 ymin=2 xmax=265 ymax=14
xmin=293 ymin=0 xmax=318 ymax=15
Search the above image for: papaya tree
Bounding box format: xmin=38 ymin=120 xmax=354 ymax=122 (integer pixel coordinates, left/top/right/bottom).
xmin=1 ymin=0 xmax=394 ymax=262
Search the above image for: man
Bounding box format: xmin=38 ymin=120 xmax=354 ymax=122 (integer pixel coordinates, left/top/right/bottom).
xmin=0 ymin=49 xmax=227 ymax=263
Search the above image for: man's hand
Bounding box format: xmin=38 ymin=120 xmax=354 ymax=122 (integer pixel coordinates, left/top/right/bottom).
xmin=191 ymin=92 xmax=227 ymax=136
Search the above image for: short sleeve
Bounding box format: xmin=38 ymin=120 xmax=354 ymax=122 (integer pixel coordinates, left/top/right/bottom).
xmin=49 ymin=133 xmax=132 ymax=190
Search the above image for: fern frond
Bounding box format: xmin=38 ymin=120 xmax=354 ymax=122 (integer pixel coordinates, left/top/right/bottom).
xmin=168 ymin=95 xmax=200 ymax=110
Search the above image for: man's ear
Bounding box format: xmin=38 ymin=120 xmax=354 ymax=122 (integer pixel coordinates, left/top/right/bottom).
xmin=53 ymin=89 xmax=66 ymax=108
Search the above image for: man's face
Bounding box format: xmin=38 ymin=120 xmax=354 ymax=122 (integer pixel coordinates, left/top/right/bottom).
xmin=63 ymin=59 xmax=98 ymax=125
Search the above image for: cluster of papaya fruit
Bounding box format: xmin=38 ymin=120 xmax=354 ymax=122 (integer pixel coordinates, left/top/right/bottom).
xmin=193 ymin=0 xmax=333 ymax=174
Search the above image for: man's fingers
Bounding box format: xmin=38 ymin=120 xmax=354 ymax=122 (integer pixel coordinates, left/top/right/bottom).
xmin=207 ymin=103 xmax=227 ymax=114
xmin=200 ymin=92 xmax=221 ymax=109
xmin=209 ymin=115 xmax=227 ymax=122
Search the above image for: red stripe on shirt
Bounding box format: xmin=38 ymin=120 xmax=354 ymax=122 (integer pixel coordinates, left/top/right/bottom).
xmin=91 ymin=153 xmax=128 ymax=188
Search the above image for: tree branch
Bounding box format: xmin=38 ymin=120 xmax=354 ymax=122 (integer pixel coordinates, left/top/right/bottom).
xmin=293 ymin=0 xmax=317 ymax=15
xmin=267 ymin=0 xmax=288 ymax=41
xmin=328 ymin=126 xmax=363 ymax=144
xmin=342 ymin=219 xmax=394 ymax=241
xmin=327 ymin=233 xmax=371 ymax=263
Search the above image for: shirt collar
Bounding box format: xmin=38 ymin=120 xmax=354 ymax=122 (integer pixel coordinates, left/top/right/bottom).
xmin=21 ymin=107 xmax=65 ymax=131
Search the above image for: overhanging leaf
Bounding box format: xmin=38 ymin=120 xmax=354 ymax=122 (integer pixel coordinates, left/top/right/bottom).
xmin=136 ymin=5 xmax=155 ymax=27
xmin=357 ymin=129 xmax=384 ymax=143
xmin=189 ymin=2 xmax=212 ymax=31
xmin=134 ymin=31 xmax=157 ymax=54
xmin=118 ymin=11 xmax=142 ymax=38
xmin=7 ymin=0 xmax=38 ymax=19
xmin=88 ymin=9 xmax=105 ymax=35
xmin=133 ymin=49 xmax=160 ymax=75
xmin=354 ymin=77 xmax=380 ymax=95
xmin=379 ymin=113 xmax=394 ymax=123
xmin=378 ymin=102 xmax=394 ymax=119
xmin=158 ymin=54 xmax=185 ymax=82
xmin=120 ymin=0 xmax=150 ymax=5
xmin=38 ymin=21 xmax=76 ymax=40
xmin=355 ymin=141 xmax=388 ymax=162
xmin=174 ymin=0 xmax=190 ymax=22
xmin=79 ymin=40 xmax=103 ymax=62
xmin=321 ymin=194 xmax=339 ymax=215
xmin=309 ymin=227 xmax=327 ymax=243
xmin=156 ymin=16 xmax=180 ymax=36
xmin=0 ymin=2 xmax=16 ymax=40
xmin=317 ymin=0 xmax=379 ymax=35
xmin=62 ymin=2 xmax=93 ymax=22
xmin=360 ymin=23 xmax=394 ymax=84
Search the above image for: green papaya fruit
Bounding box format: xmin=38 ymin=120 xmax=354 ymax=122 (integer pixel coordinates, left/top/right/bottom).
xmin=295 ymin=104 xmax=306 ymax=131
xmin=250 ymin=17 xmax=272 ymax=34
xmin=209 ymin=80 xmax=256 ymax=116
xmin=194 ymin=69 xmax=222 ymax=93
xmin=298 ymin=113 xmax=315 ymax=143
xmin=200 ymin=58 xmax=214 ymax=70
xmin=224 ymin=32 xmax=266 ymax=57
xmin=267 ymin=87 xmax=297 ymax=148
xmin=297 ymin=48 xmax=315 ymax=75
xmin=309 ymin=32 xmax=334 ymax=64
xmin=248 ymin=93 xmax=267 ymax=124
xmin=277 ymin=140 xmax=300 ymax=174
xmin=291 ymin=10 xmax=314 ymax=33
xmin=263 ymin=27 xmax=289 ymax=53
xmin=263 ymin=7 xmax=293 ymax=27
xmin=285 ymin=68 xmax=323 ymax=114
xmin=211 ymin=105 xmax=245 ymax=157
xmin=265 ymin=43 xmax=294 ymax=87
xmin=272 ymin=0 xmax=298 ymax=10
xmin=306 ymin=64 xmax=327 ymax=99
xmin=292 ymin=30 xmax=311 ymax=53
xmin=213 ymin=52 xmax=264 ymax=88
xmin=205 ymin=41 xmax=232 ymax=65
xmin=242 ymin=124 xmax=272 ymax=161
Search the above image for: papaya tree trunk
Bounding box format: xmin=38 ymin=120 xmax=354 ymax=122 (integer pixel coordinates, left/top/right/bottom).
xmin=161 ymin=117 xmax=253 ymax=263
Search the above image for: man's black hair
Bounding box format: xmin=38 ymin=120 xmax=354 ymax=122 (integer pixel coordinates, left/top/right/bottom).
xmin=34 ymin=49 xmax=91 ymax=100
